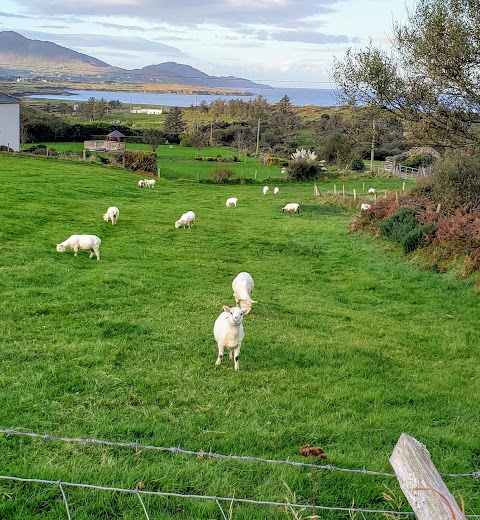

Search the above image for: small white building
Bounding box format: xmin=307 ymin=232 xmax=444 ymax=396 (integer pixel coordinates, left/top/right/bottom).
xmin=0 ymin=93 xmax=20 ymax=151
xmin=130 ymin=107 xmax=163 ymax=115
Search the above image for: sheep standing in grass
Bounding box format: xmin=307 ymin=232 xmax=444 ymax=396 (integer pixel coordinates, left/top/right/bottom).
xmin=214 ymin=305 xmax=250 ymax=371
xmin=138 ymin=180 xmax=145 ymax=188
xmin=360 ymin=203 xmax=371 ymax=211
xmin=263 ymin=186 xmax=269 ymax=195
xmin=144 ymin=179 xmax=156 ymax=188
xmin=368 ymin=188 xmax=376 ymax=194
xmin=103 ymin=206 xmax=120 ymax=225
xmin=273 ymin=187 xmax=279 ymax=195
xmin=225 ymin=197 xmax=238 ymax=207
xmin=56 ymin=234 xmax=101 ymax=260
xmin=232 ymin=272 xmax=257 ymax=310
xmin=175 ymin=210 xmax=196 ymax=228
xmin=282 ymin=203 xmax=300 ymax=214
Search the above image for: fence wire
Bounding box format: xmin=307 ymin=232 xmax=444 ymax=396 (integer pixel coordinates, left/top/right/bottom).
xmin=1 ymin=428 xmax=479 ymax=479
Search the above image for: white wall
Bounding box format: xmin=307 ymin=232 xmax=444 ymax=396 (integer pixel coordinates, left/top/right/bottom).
xmin=0 ymin=104 xmax=20 ymax=152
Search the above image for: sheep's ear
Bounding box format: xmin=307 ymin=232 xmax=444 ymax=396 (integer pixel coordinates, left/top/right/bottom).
xmin=242 ymin=307 xmax=251 ymax=315
xmin=223 ymin=305 xmax=231 ymax=313
xmin=251 ymin=300 xmax=258 ymax=304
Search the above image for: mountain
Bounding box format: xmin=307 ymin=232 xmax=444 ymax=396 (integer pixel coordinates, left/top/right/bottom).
xmin=0 ymin=31 xmax=271 ymax=89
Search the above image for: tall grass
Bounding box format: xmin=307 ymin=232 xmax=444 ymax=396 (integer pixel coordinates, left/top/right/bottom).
xmin=0 ymin=154 xmax=478 ymax=519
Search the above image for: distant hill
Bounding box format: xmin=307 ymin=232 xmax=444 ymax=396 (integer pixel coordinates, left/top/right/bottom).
xmin=0 ymin=31 xmax=271 ymax=89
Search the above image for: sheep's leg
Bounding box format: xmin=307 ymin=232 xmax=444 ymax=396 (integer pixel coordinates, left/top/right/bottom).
xmin=73 ymin=245 xmax=79 ymax=256
xmin=215 ymin=343 xmax=224 ymax=366
xmin=89 ymin=248 xmax=94 ymax=259
xmin=233 ymin=346 xmax=241 ymax=371
xmin=228 ymin=349 xmax=233 ymax=360
xmin=95 ymin=248 xmax=100 ymax=261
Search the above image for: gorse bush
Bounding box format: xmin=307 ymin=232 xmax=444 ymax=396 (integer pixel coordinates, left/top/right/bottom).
xmin=111 ymin=150 xmax=157 ymax=174
xmin=380 ymin=207 xmax=418 ymax=244
xmin=350 ymin=157 xmax=365 ymax=171
xmin=287 ymin=159 xmax=321 ymax=181
xmin=212 ymin=166 xmax=235 ymax=183
xmin=402 ymin=223 xmax=436 ymax=253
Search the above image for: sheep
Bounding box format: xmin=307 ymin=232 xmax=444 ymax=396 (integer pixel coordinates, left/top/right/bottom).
xmin=273 ymin=187 xmax=279 ymax=195
xmin=175 ymin=210 xmax=196 ymax=228
xmin=103 ymin=206 xmax=120 ymax=225
xmin=214 ymin=305 xmax=251 ymax=371
xmin=368 ymin=188 xmax=376 ymax=194
xmin=263 ymin=186 xmax=269 ymax=195
xmin=232 ymin=272 xmax=257 ymax=310
xmin=225 ymin=197 xmax=238 ymax=207
xmin=360 ymin=203 xmax=372 ymax=211
xmin=56 ymin=234 xmax=101 ymax=261
xmin=282 ymin=203 xmax=300 ymax=214
xmin=138 ymin=180 xmax=145 ymax=188
xmin=144 ymin=179 xmax=156 ymax=188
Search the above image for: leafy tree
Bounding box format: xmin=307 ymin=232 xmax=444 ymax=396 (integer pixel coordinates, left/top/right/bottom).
xmin=332 ymin=0 xmax=480 ymax=148
xmin=267 ymin=95 xmax=300 ymax=152
xmin=180 ymin=129 xmax=208 ymax=157
xmin=164 ymin=107 xmax=187 ymax=142
xmin=143 ymin=128 xmax=165 ymax=153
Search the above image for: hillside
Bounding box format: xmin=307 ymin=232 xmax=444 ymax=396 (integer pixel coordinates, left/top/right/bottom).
xmin=0 ymin=31 xmax=271 ymax=89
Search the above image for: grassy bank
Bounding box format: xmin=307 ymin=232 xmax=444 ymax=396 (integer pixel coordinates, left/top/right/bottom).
xmin=0 ymin=154 xmax=478 ymax=519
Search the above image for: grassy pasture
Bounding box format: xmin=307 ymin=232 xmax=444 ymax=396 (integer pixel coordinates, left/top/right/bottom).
xmin=0 ymin=154 xmax=479 ymax=519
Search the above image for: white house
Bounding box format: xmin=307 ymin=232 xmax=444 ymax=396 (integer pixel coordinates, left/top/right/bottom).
xmin=0 ymin=93 xmax=20 ymax=151
xmin=130 ymin=107 xmax=163 ymax=115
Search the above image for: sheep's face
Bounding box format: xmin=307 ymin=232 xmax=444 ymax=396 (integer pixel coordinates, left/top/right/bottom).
xmin=56 ymin=244 xmax=66 ymax=252
xmin=174 ymin=220 xmax=182 ymax=228
xmin=223 ymin=305 xmax=250 ymax=324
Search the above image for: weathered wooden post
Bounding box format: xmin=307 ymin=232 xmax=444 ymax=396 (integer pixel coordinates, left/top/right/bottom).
xmin=353 ymin=188 xmax=356 ymax=202
xmin=314 ymin=183 xmax=320 ymax=197
xmin=384 ymin=190 xmax=387 ymax=199
xmin=362 ymin=181 xmax=365 ymax=193
xmin=390 ymin=433 xmax=464 ymax=520
xmin=157 ymin=166 xmax=160 ymax=178
xmin=333 ymin=184 xmax=337 ymax=196
xmin=402 ymin=181 xmax=406 ymax=192
xmin=342 ymin=185 xmax=345 ymax=198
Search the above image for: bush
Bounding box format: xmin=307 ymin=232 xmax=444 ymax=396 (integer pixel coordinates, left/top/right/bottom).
xmin=212 ymin=166 xmax=235 ymax=183
xmin=402 ymin=224 xmax=436 ymax=253
xmin=265 ymin=156 xmax=289 ymax=166
xmin=350 ymin=157 xmax=365 ymax=171
xmin=111 ymin=150 xmax=157 ymax=174
xmin=380 ymin=207 xmax=418 ymax=244
xmin=287 ymin=160 xmax=321 ymax=181
xmin=402 ymin=153 xmax=434 ymax=168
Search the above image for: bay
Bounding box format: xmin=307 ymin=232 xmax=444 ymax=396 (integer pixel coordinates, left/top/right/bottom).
xmin=29 ymin=86 xmax=340 ymax=108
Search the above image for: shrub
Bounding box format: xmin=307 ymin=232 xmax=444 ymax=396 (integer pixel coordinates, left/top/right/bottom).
xmin=287 ymin=160 xmax=321 ymax=181
xmin=402 ymin=224 xmax=436 ymax=253
xmin=350 ymin=157 xmax=365 ymax=171
xmin=402 ymin=153 xmax=434 ymax=168
xmin=111 ymin=150 xmax=157 ymax=174
xmin=265 ymin=156 xmax=289 ymax=166
xmin=380 ymin=207 xmax=418 ymax=244
xmin=212 ymin=166 xmax=235 ymax=183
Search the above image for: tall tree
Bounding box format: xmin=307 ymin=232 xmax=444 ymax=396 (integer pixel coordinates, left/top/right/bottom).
xmin=332 ymin=0 xmax=480 ymax=148
xmin=164 ymin=106 xmax=186 ymax=142
xmin=143 ymin=128 xmax=165 ymax=153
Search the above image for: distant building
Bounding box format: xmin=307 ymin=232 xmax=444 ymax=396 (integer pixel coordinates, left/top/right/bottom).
xmin=130 ymin=107 xmax=163 ymax=115
xmin=84 ymin=130 xmax=127 ymax=151
xmin=0 ymin=93 xmax=20 ymax=151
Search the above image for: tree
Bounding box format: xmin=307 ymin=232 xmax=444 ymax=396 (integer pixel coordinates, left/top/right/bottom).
xmin=143 ymin=128 xmax=165 ymax=153
xmin=332 ymin=0 xmax=480 ymax=148
xmin=267 ymin=95 xmax=300 ymax=153
xmin=180 ymin=129 xmax=207 ymax=157
xmin=164 ymin=106 xmax=186 ymax=142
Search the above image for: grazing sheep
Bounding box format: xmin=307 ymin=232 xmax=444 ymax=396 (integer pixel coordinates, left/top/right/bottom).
xmin=225 ymin=197 xmax=238 ymax=207
xmin=144 ymin=179 xmax=156 ymax=188
xmin=56 ymin=234 xmax=101 ymax=261
xmin=273 ymin=187 xmax=279 ymax=195
xmin=368 ymin=188 xmax=376 ymax=194
xmin=282 ymin=203 xmax=300 ymax=214
xmin=214 ymin=305 xmax=251 ymax=371
xmin=138 ymin=180 xmax=145 ymax=188
xmin=360 ymin=203 xmax=372 ymax=211
xmin=263 ymin=186 xmax=269 ymax=195
xmin=103 ymin=206 xmax=120 ymax=225
xmin=175 ymin=210 xmax=196 ymax=228
xmin=232 ymin=272 xmax=257 ymax=310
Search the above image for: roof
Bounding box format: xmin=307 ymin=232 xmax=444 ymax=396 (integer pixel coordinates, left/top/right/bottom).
xmin=107 ymin=130 xmax=126 ymax=138
xmin=0 ymin=92 xmax=20 ymax=104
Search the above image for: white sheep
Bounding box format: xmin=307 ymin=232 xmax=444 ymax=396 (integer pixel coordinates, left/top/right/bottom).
xmin=282 ymin=203 xmax=300 ymax=214
xmin=232 ymin=272 xmax=257 ymax=310
xmin=175 ymin=210 xmax=196 ymax=228
xmin=138 ymin=180 xmax=145 ymax=188
xmin=144 ymin=179 xmax=156 ymax=188
xmin=225 ymin=197 xmax=238 ymax=207
xmin=56 ymin=234 xmax=101 ymax=261
xmin=273 ymin=187 xmax=279 ymax=195
xmin=263 ymin=186 xmax=269 ymax=195
xmin=368 ymin=188 xmax=376 ymax=194
xmin=103 ymin=206 xmax=120 ymax=225
xmin=360 ymin=203 xmax=372 ymax=211
xmin=214 ymin=305 xmax=251 ymax=371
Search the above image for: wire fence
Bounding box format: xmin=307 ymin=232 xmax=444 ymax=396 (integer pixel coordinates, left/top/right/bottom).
xmin=1 ymin=428 xmax=479 ymax=519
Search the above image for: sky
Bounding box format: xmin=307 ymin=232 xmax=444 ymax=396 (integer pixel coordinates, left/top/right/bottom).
xmin=0 ymin=0 xmax=414 ymax=88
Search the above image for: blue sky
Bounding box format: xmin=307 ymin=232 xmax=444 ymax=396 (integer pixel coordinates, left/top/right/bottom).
xmin=0 ymin=0 xmax=414 ymax=88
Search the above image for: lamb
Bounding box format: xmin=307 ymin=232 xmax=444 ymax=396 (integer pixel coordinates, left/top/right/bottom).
xmin=232 ymin=271 xmax=257 ymax=310
xmin=175 ymin=210 xmax=196 ymax=228
xmin=138 ymin=180 xmax=145 ymax=188
xmin=214 ymin=305 xmax=251 ymax=371
xmin=273 ymin=187 xmax=279 ymax=195
xmin=56 ymin=234 xmax=101 ymax=261
xmin=360 ymin=203 xmax=372 ymax=211
xmin=263 ymin=186 xmax=269 ymax=195
xmin=225 ymin=197 xmax=238 ymax=207
xmin=282 ymin=203 xmax=300 ymax=214
xmin=368 ymin=188 xmax=376 ymax=194
xmin=144 ymin=179 xmax=156 ymax=188
xmin=103 ymin=206 xmax=120 ymax=225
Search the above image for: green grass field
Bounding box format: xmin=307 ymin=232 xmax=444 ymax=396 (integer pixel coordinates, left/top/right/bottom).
xmin=0 ymin=153 xmax=479 ymax=519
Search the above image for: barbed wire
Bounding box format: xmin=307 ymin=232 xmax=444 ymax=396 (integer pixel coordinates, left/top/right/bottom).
xmin=2 ymin=428 xmax=480 ymax=479
xmin=0 ymin=474 xmax=416 ymax=517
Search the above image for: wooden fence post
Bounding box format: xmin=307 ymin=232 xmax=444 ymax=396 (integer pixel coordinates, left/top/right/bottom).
xmin=390 ymin=433 xmax=464 ymax=520
xmin=353 ymin=189 xmax=356 ymax=202
xmin=314 ymin=183 xmax=320 ymax=197
xmin=333 ymin=184 xmax=337 ymax=196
